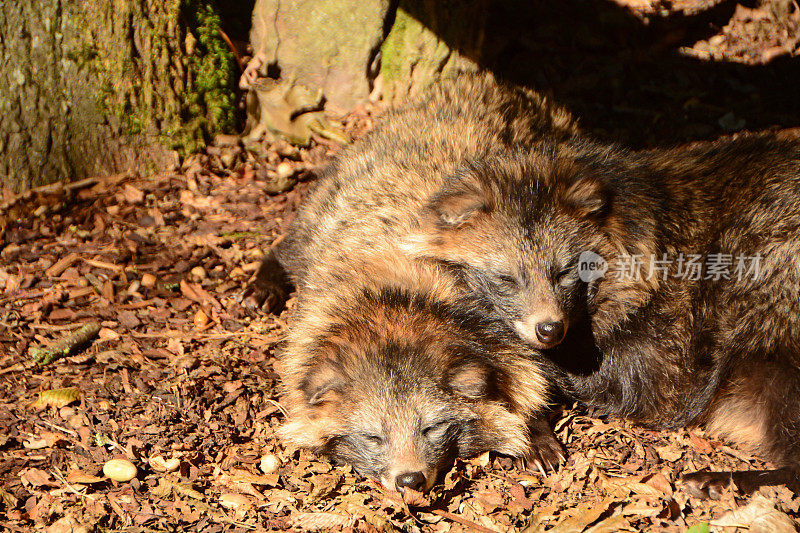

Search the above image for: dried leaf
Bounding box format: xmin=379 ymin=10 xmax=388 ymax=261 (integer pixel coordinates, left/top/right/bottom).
xmin=65 ymin=470 xmax=104 ymax=484
xmin=32 ymin=387 xmax=81 ymax=409
xmin=643 ymin=473 xmax=673 ymax=496
xmin=122 ymin=184 xmax=144 ymax=204
xmin=548 ymin=498 xmax=613 ymax=533
xmin=655 ymin=444 xmax=683 ymax=462
xmin=475 ymin=489 xmax=505 ymax=513
xmin=688 ymin=432 xmax=713 ymax=454
xmin=98 ymin=327 xmax=120 ymax=341
xmin=46 ymin=515 xmax=89 ymax=533
xmin=227 ymin=468 xmax=279 ymax=487
xmin=153 ymin=477 xmax=205 ymax=500
xmin=711 ymin=494 xmax=797 ymax=533
xmin=219 ymin=493 xmax=252 ymax=510
xmin=291 ymin=512 xmax=352 ymax=531
xmin=22 ymin=437 xmax=49 ymax=449
xmin=584 ymin=511 xmax=630 ymax=533
xmin=400 ymin=487 xmax=431 ymax=507
xmin=468 ymin=451 xmax=491 ymax=468
xmin=620 ymin=498 xmax=662 ymax=517
xmin=308 ymin=473 xmax=340 ymax=501
xmin=19 ymin=468 xmax=54 ymax=487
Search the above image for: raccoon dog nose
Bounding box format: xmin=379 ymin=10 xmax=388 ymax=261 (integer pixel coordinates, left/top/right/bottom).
xmin=536 ymin=320 xmax=565 ymax=347
xmin=395 ymin=471 xmax=426 ymax=492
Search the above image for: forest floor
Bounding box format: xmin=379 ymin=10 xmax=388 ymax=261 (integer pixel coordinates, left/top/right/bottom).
xmin=1 ymin=1 xmax=800 ymax=532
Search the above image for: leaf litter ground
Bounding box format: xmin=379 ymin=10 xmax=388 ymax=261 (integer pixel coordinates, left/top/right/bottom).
xmin=2 ymin=2 xmax=800 ymax=531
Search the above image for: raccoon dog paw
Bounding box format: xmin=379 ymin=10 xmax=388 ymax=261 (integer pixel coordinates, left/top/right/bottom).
xmin=680 ymin=470 xmax=732 ymax=500
xmin=516 ymin=423 xmax=567 ymax=475
xmin=239 ymin=250 xmax=292 ymax=314
xmin=240 ymin=280 xmax=289 ymax=315
xmin=681 ymin=467 xmax=797 ymax=499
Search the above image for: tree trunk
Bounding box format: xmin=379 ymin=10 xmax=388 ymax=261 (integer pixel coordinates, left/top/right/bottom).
xmin=0 ymin=0 xmax=238 ymax=192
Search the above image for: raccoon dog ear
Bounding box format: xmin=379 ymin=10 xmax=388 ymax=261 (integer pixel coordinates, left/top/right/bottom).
xmin=426 ymin=168 xmax=493 ymax=229
xmin=447 ymin=361 xmax=493 ymax=399
xmin=400 ymin=165 xmax=494 ymax=259
xmin=556 ymin=164 xmax=610 ymax=220
xmin=301 ymin=360 xmax=345 ymax=406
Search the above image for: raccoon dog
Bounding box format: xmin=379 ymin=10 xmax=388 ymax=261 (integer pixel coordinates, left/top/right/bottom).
xmin=277 ymin=254 xmax=566 ymax=492
xmin=247 ymin=72 xmax=578 ymax=349
xmin=403 ymin=134 xmax=800 ymax=497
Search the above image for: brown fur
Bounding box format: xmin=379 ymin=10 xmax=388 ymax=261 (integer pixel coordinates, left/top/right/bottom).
xmin=277 ymin=252 xmax=566 ymax=491
xmin=248 ymin=74 xmax=579 ymax=490
xmin=406 ymin=132 xmax=800 ymax=494
xmin=247 ymin=72 xmax=578 ymax=315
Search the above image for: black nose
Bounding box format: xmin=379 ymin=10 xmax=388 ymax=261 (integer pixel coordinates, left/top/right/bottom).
xmin=536 ymin=320 xmax=565 ymax=346
xmin=395 ymin=471 xmax=426 ymax=492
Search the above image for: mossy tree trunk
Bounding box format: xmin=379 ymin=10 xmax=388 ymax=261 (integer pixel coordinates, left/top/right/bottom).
xmin=0 ymin=0 xmax=237 ymax=192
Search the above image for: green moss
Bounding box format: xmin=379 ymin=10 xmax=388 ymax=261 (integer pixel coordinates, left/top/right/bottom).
xmin=82 ymin=0 xmax=237 ymax=155
xmin=379 ymin=2 xmax=483 ymax=102
xmin=219 ymin=231 xmax=267 ymax=240
xmin=380 ymin=8 xmax=412 ymax=84
xmin=176 ymin=1 xmax=238 ymax=153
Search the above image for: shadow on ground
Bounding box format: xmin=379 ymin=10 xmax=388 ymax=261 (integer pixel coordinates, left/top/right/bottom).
xmin=404 ymin=0 xmax=800 ymax=146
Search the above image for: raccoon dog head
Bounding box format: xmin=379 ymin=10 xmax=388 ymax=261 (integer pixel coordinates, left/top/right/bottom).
xmin=402 ymin=147 xmax=614 ymax=349
xmin=278 ymin=286 xmax=552 ymax=493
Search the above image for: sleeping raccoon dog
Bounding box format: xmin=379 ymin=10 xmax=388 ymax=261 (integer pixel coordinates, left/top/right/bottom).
xmin=277 ymin=252 xmax=569 ymax=492
xmin=245 ymin=71 xmax=579 ymax=350
xmin=402 ymin=133 xmax=800 ymax=497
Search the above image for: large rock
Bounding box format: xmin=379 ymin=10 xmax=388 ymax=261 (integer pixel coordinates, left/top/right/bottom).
xmin=250 ymin=0 xmax=391 ymax=113
xmin=379 ymin=1 xmax=486 ymax=104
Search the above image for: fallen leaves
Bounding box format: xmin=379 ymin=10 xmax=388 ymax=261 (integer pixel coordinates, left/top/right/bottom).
xmin=291 ymin=511 xmax=353 ymax=531
xmin=1 ymin=66 xmax=799 ymax=533
xmin=711 ymin=494 xmax=796 ymax=533
xmin=32 ymin=388 xmax=82 ymax=409
xmin=19 ymin=468 xmax=55 ymax=488
xmin=401 ymin=487 xmax=431 ymax=507
xmin=22 ymin=431 xmax=67 ymax=450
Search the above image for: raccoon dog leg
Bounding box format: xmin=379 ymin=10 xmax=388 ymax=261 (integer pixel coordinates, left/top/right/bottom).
xmin=241 ymin=249 xmax=293 ymax=314
xmin=681 ymin=360 xmax=800 ymax=498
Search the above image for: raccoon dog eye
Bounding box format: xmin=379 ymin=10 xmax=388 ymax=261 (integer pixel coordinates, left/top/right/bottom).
xmin=423 ymin=420 xmax=453 ymax=440
xmin=556 ymin=267 xmax=575 ymax=287
xmin=496 ymin=274 xmax=520 ymax=291
xmin=362 ymin=434 xmax=384 ymax=446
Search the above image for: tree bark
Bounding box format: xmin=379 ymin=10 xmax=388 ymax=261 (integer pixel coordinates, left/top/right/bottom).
xmin=0 ymin=0 xmax=238 ymax=192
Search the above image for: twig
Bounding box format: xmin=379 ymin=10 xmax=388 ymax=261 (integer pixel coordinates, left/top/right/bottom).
xmin=129 ymin=331 xmax=280 ymax=343
xmin=0 ymin=362 xmax=25 ymax=375
xmin=0 ymin=177 xmax=100 ymax=212
xmin=264 ymin=398 xmax=288 ymax=417
xmin=29 ymin=323 xmax=84 ymax=331
xmin=218 ymin=28 xmax=244 ymax=71
xmin=28 ymin=322 xmax=101 ymax=366
xmin=51 ymin=467 xmax=96 ymax=501
xmin=430 ymin=509 xmax=500 ymax=533
xmin=381 ymin=490 xmax=501 ymax=533
xmin=35 ymin=419 xmax=79 ymax=438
